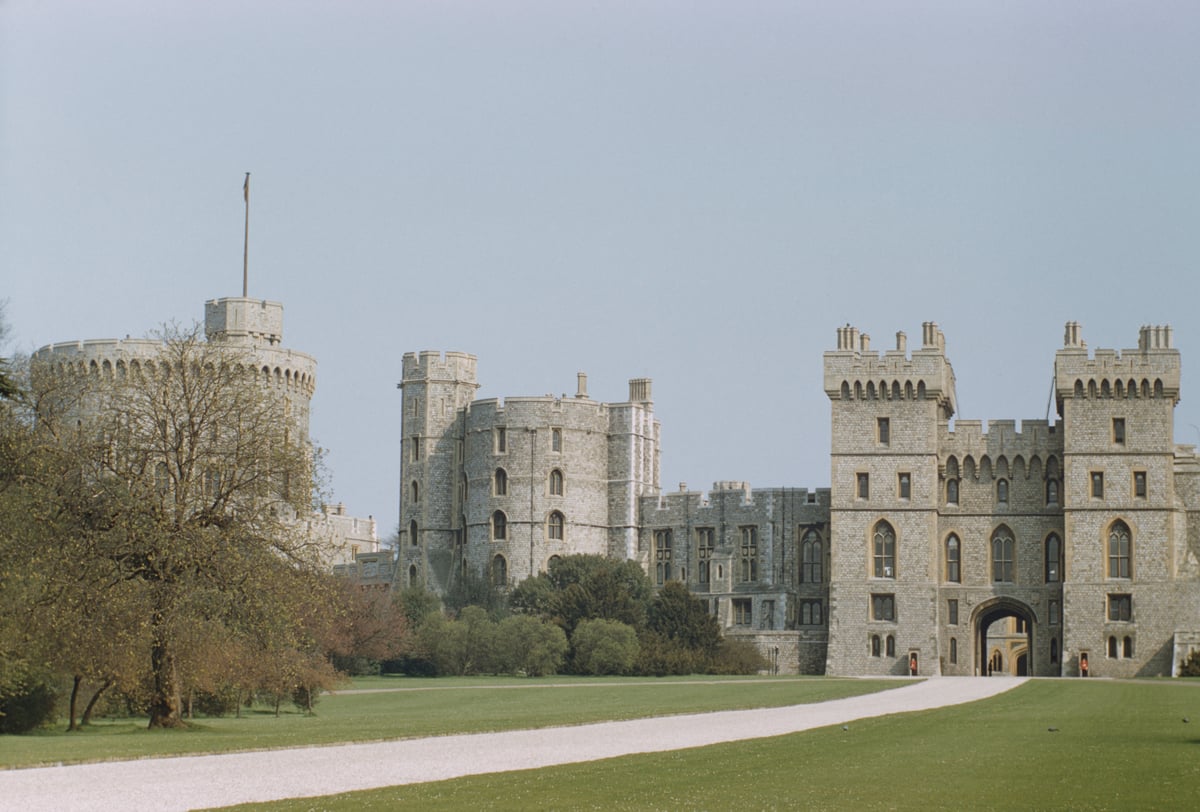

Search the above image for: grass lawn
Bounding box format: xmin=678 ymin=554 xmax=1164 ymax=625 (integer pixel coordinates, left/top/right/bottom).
xmin=224 ymin=679 xmax=1200 ymax=812
xmin=0 ymin=675 xmax=899 ymax=769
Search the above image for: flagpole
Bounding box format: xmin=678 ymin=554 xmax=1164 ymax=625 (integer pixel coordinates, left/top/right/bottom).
xmin=242 ymin=172 xmax=250 ymax=297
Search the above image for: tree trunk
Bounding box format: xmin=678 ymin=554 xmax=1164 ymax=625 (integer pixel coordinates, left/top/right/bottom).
xmin=148 ymin=641 xmax=185 ymax=728
xmin=67 ymin=674 xmax=82 ymax=732
xmin=80 ymin=679 xmax=112 ymax=726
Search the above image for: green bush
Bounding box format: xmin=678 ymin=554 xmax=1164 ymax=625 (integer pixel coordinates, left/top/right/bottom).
xmin=709 ymin=638 xmax=769 ymax=675
xmin=0 ymin=681 xmax=57 ymax=733
xmin=635 ymin=632 xmax=706 ymax=676
xmin=193 ymin=686 xmax=241 ymax=717
xmin=496 ymin=615 xmax=568 ymax=677
xmin=571 ymin=619 xmax=640 ymax=675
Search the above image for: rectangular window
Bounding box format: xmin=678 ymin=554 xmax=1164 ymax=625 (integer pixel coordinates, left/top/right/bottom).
xmin=857 ymin=473 xmax=869 ymax=499
xmin=898 ymin=472 xmax=911 ymax=500
xmin=871 ymin=593 xmax=895 ymax=622
xmin=1049 ymin=600 xmax=1060 ymax=625
xmin=1113 ymin=418 xmax=1126 ymax=445
xmin=1108 ymin=594 xmax=1132 ymax=622
xmin=762 ymin=600 xmax=775 ymax=630
xmin=654 ymin=530 xmax=673 ymax=585
xmin=948 ymin=599 xmax=958 ymax=626
xmin=877 ymin=417 xmax=890 ymax=446
xmin=800 ymin=599 xmax=823 ymax=626
xmin=739 ymin=526 xmax=758 ymax=582
xmin=551 ymin=427 xmax=562 ymax=452
xmin=733 ymin=598 xmax=752 ymax=626
xmin=410 ymin=435 xmax=420 ymax=461
xmin=950 ymin=637 xmax=958 ymax=664
xmin=1091 ymin=471 xmax=1104 ymax=499
xmin=696 ymin=527 xmax=714 ymax=585
xmin=495 ymin=427 xmax=507 ymax=453
xmin=1134 ymin=471 xmax=1147 ymax=498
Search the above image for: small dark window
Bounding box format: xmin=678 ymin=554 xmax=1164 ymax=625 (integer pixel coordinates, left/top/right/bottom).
xmin=946 ymin=478 xmax=959 ymax=505
xmin=548 ymin=511 xmax=565 ymax=541
xmin=1092 ymin=472 xmax=1104 ymax=499
xmin=872 ymin=594 xmax=895 ymax=621
xmin=871 ymin=634 xmax=881 ymax=657
xmin=1123 ymin=636 xmax=1134 ymax=658
xmin=997 ymin=478 xmax=1009 ymax=504
xmin=551 ymin=427 xmax=562 ymax=452
xmin=1134 ymin=471 xmax=1146 ymax=498
xmin=885 ymin=635 xmax=896 ymax=657
xmin=1049 ymin=599 xmax=1060 ymax=625
xmin=1108 ymin=594 xmax=1132 ymax=621
xmin=1113 ymin=418 xmax=1126 ymax=445
xmin=1045 ymin=534 xmax=1062 ymax=583
xmin=857 ymin=473 xmax=869 ymax=499
xmin=494 ymin=468 xmax=508 ymax=496
xmin=877 ymin=417 xmax=890 ymax=446
xmin=898 ymin=473 xmax=911 ymax=499
xmin=733 ymin=598 xmax=752 ymax=626
xmin=945 ymin=535 xmax=961 ymax=583
xmin=948 ymin=599 xmax=959 ymax=625
xmin=1046 ymin=479 xmax=1058 ymax=505
xmin=495 ymin=427 xmax=507 ymax=453
xmin=949 ymin=637 xmax=958 ymax=664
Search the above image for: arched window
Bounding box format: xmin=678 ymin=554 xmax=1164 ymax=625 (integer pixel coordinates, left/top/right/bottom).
xmin=946 ymin=478 xmax=959 ymax=505
xmin=1108 ymin=636 xmax=1118 ymax=658
xmin=871 ymin=635 xmax=881 ymax=657
xmin=408 ymin=564 xmax=418 ymax=586
xmin=494 ymin=468 xmax=508 ymax=496
xmin=654 ymin=529 xmax=672 ymax=584
xmin=549 ymin=468 xmax=564 ymax=496
xmin=949 ymin=637 xmax=958 ymax=664
xmin=997 ymin=478 xmax=1009 ymax=504
xmin=409 ymin=520 xmax=418 ymax=547
xmin=1046 ymin=479 xmax=1058 ymax=505
xmin=873 ymin=521 xmax=896 ymax=578
xmin=801 ymin=529 xmax=822 ymax=583
xmin=1108 ymin=520 xmax=1131 ymax=578
xmin=945 ymin=534 xmax=961 ymax=583
xmin=491 ymin=554 xmax=507 ymax=587
xmin=492 ymin=510 xmax=507 ymax=540
xmin=991 ymin=527 xmax=1015 ymax=582
xmin=548 ymin=510 xmax=565 ymax=541
xmin=1045 ymin=533 xmax=1062 ymax=582
xmin=548 ymin=554 xmax=562 ymax=571
xmin=411 ymin=480 xmax=420 ymax=503
xmin=885 ymin=635 xmax=896 ymax=658
xmin=1050 ymin=637 xmax=1059 ymax=664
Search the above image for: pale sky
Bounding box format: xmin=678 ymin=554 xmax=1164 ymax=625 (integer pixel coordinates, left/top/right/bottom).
xmin=3 ymin=1 xmax=1199 ymax=540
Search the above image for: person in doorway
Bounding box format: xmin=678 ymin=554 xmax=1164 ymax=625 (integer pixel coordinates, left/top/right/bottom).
xmin=909 ymin=655 xmax=918 ymax=676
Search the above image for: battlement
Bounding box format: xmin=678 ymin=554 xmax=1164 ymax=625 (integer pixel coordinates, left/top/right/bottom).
xmin=941 ymin=419 xmax=1061 ymax=459
xmin=1055 ymin=322 xmax=1180 ymax=405
xmin=205 ymin=297 xmax=283 ymax=345
xmin=824 ymin=322 xmax=957 ymax=416
xmin=651 ymin=483 xmax=829 ymax=511
xmin=401 ymin=350 xmax=478 ymax=385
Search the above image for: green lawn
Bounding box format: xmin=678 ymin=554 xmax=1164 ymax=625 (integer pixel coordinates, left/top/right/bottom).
xmin=225 ymin=680 xmax=1200 ymax=812
xmin=0 ymin=674 xmax=899 ymax=769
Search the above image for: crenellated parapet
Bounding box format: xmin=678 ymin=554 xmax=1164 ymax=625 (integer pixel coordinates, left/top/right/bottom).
xmin=401 ymin=350 xmax=478 ymax=388
xmin=1055 ymin=321 xmax=1181 ymax=410
xmin=824 ymin=322 xmax=957 ymax=419
xmin=939 ymin=419 xmax=1064 ymax=481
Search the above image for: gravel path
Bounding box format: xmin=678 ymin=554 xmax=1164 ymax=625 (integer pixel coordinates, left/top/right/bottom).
xmin=0 ymin=677 xmax=1025 ymax=811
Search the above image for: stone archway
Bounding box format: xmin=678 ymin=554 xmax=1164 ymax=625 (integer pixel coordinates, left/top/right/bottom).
xmin=971 ymin=596 xmax=1036 ymax=677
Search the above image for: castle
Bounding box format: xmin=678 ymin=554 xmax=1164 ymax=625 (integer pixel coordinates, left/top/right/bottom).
xmin=400 ymin=322 xmax=1200 ymax=677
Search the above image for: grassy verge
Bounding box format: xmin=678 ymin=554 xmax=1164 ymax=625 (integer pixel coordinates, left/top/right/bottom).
xmin=0 ymin=675 xmax=901 ymax=769
xmin=225 ymin=680 xmax=1200 ymax=812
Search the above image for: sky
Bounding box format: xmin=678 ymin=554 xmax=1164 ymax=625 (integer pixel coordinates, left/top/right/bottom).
xmin=3 ymin=1 xmax=1199 ymax=541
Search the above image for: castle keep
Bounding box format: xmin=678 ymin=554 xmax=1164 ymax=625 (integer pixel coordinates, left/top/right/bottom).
xmin=405 ymin=322 xmax=1200 ymax=677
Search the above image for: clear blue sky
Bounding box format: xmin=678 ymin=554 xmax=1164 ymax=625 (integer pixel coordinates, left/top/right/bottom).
xmin=4 ymin=1 xmax=1199 ymax=539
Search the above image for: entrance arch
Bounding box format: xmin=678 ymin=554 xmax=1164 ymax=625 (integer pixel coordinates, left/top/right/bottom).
xmin=971 ymin=596 xmax=1036 ymax=677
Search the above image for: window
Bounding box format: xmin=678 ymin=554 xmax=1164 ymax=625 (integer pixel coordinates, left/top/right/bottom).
xmin=654 ymin=529 xmax=673 ymax=585
xmin=945 ymin=534 xmax=961 ymax=583
xmin=991 ymin=528 xmax=1015 ymax=583
xmin=491 ymin=554 xmax=507 ymax=587
xmin=697 ymin=527 xmax=714 ymax=584
xmin=762 ymin=600 xmax=775 ymax=630
xmin=410 ymin=435 xmax=420 ymax=462
xmin=739 ymin=526 xmax=758 ymax=582
xmin=411 ymin=480 xmax=420 ymax=503
xmin=1049 ymin=600 xmax=1060 ymax=625
xmin=949 ymin=637 xmax=958 ymax=664
xmin=549 ymin=468 xmax=564 ymax=496
xmin=871 ymin=634 xmax=881 ymax=657
xmin=871 ymin=594 xmax=895 ymax=621
xmin=733 ymin=598 xmax=752 ymax=626
xmin=947 ymin=599 xmax=959 ymax=626
xmin=885 ymin=635 xmax=896 ymax=657
xmin=946 ymin=478 xmax=959 ymax=505
xmin=898 ymin=472 xmax=911 ymax=500
xmin=1134 ymin=471 xmax=1147 ymax=498
xmin=1045 ymin=533 xmax=1062 ymax=583
xmin=877 ymin=417 xmax=890 ymax=446
xmin=1113 ymin=417 xmax=1126 ymax=445
xmin=1091 ymin=471 xmax=1104 ymax=499
xmin=495 ymin=426 xmax=507 ymax=453
xmin=494 ymin=468 xmax=508 ymax=496
xmin=873 ymin=521 xmax=895 ymax=578
xmin=1108 ymin=636 xmax=1118 ymax=658
xmin=491 ymin=510 xmax=507 ymax=540
xmin=1123 ymin=636 xmax=1134 ymax=658
xmin=800 ymin=600 xmax=823 ymax=625
xmin=1046 ymin=479 xmax=1058 ymax=505
xmin=551 ymin=427 xmax=562 ymax=452
xmin=1051 ymin=637 xmax=1059 ymax=664
xmin=800 ymin=528 xmax=822 ymax=583
xmin=1108 ymin=520 xmax=1131 ymax=578
xmin=997 ymin=478 xmax=1009 ymax=504
xmin=548 ymin=511 xmax=565 ymax=541
xmin=1108 ymin=594 xmax=1132 ymax=621
xmin=409 ymin=520 xmax=418 ymax=547
xmin=857 ymin=473 xmax=870 ymax=499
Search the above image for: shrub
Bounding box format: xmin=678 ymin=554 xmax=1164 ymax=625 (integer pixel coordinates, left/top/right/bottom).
xmin=710 ymin=638 xmax=769 ymax=675
xmin=0 ymin=681 xmax=57 ymax=734
xmin=193 ymin=686 xmax=241 ymax=717
xmin=572 ymin=619 xmax=640 ymax=675
xmin=635 ymin=632 xmax=706 ymax=676
xmin=496 ymin=615 xmax=568 ymax=677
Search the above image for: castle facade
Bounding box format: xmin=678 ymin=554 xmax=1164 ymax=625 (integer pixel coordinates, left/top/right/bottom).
xmin=402 ymin=322 xmax=1200 ymax=677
